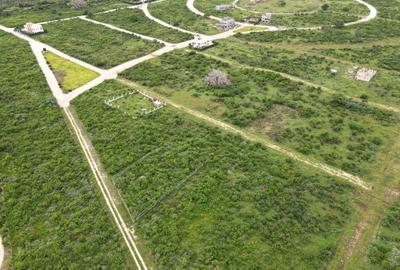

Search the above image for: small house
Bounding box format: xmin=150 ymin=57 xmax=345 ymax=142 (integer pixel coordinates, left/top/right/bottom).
xmin=260 ymin=12 xmax=272 ymax=24
xmin=355 ymin=68 xmax=377 ymax=82
xmin=22 ymin=22 xmax=44 ymax=34
xmin=246 ymin=16 xmax=260 ymax=24
xmin=330 ymin=68 xmax=338 ymax=75
xmin=217 ymin=17 xmax=237 ymax=30
xmin=215 ymin=4 xmax=232 ymax=11
xmin=190 ymin=35 xmax=214 ymax=50
xmin=152 ymin=98 xmax=163 ymax=108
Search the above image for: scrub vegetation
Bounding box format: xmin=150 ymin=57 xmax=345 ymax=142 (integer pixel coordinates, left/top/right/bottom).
xmin=0 ymin=32 xmax=132 ymax=269
xmin=35 ymin=18 xmax=163 ymax=68
xmin=72 ymin=79 xmax=357 ymax=270
xmin=44 ymin=51 xmax=99 ymax=92
xmin=0 ymin=0 xmax=129 ymax=27
xmin=149 ymin=0 xmax=221 ymax=35
xmin=120 ymin=50 xmax=399 ymax=178
xmin=93 ymin=8 xmax=193 ymax=43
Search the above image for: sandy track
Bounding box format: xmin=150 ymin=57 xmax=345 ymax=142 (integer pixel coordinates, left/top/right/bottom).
xmin=0 ymin=236 xmax=4 ymax=269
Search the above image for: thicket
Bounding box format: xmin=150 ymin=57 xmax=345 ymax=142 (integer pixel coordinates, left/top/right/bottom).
xmin=121 ymin=50 xmax=399 ymax=176
xmin=0 ymin=32 xmax=131 ymax=269
xmin=34 ymin=18 xmax=162 ymax=68
xmin=93 ymin=8 xmax=193 ymax=43
xmin=72 ymin=79 xmax=356 ymax=270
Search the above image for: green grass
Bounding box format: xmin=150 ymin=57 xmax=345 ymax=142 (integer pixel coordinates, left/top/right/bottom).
xmin=238 ymin=0 xmax=324 ymax=13
xmin=106 ymin=91 xmax=157 ymax=117
xmin=44 ymin=51 xmax=99 ymax=92
xmin=234 ymin=25 xmax=267 ymax=33
xmin=0 ymin=0 xmax=129 ymax=27
xmin=0 ymin=31 xmax=133 ymax=269
xmin=34 ymin=18 xmax=163 ymax=68
xmin=72 ymin=79 xmax=358 ymax=270
xmin=120 ymin=49 xmax=400 ymax=178
xmin=149 ymin=0 xmax=221 ymax=35
xmin=93 ymin=8 xmax=193 ymax=43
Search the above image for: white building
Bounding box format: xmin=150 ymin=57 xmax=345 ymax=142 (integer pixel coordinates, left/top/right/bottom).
xmin=215 ymin=4 xmax=232 ymax=11
xmin=260 ymin=12 xmax=272 ymax=24
xmin=190 ymin=35 xmax=214 ymax=50
xmin=22 ymin=23 xmax=44 ymax=34
xmin=355 ymin=68 xmax=377 ymax=82
xmin=217 ymin=17 xmax=237 ymax=30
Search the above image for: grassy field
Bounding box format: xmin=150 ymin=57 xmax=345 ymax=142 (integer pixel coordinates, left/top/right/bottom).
xmin=149 ymin=0 xmax=221 ymax=35
xmin=0 ymin=0 xmax=129 ymax=27
xmin=72 ymin=79 xmax=360 ymax=269
xmin=238 ymin=0 xmax=323 ymax=13
xmin=44 ymin=51 xmax=99 ymax=92
xmin=120 ymin=49 xmax=400 ymax=179
xmin=0 ymin=32 xmax=134 ymax=269
xmin=206 ymin=38 xmax=400 ymax=108
xmin=35 ymin=18 xmax=163 ymax=69
xmin=93 ymin=8 xmax=193 ymax=43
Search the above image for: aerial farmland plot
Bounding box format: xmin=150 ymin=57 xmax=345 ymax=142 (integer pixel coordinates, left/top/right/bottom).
xmin=1 ymin=0 xmax=400 ymax=269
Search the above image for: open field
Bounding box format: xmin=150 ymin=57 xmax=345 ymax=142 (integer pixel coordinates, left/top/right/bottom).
xmin=71 ymin=79 xmax=361 ymax=269
xmin=149 ymin=0 xmax=221 ymax=35
xmin=93 ymin=8 xmax=193 ymax=43
xmin=205 ymin=38 xmax=400 ymax=108
xmin=120 ymin=49 xmax=400 ymax=178
xmin=0 ymin=32 xmax=133 ymax=269
xmin=34 ymin=18 xmax=163 ymax=68
xmin=0 ymin=0 xmax=129 ymax=27
xmin=44 ymin=51 xmax=99 ymax=92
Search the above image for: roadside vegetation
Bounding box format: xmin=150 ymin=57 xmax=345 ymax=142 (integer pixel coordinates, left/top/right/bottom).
xmin=34 ymin=18 xmax=163 ymax=68
xmin=72 ymin=79 xmax=358 ymax=270
xmin=93 ymin=8 xmax=193 ymax=43
xmin=149 ymin=0 xmax=221 ymax=35
xmin=120 ymin=50 xmax=399 ymax=178
xmin=0 ymin=0 xmax=129 ymax=27
xmin=44 ymin=51 xmax=99 ymax=92
xmin=0 ymin=32 xmax=133 ymax=269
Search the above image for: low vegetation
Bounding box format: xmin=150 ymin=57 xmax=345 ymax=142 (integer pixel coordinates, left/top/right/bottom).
xmin=72 ymin=79 xmax=357 ymax=270
xmin=120 ymin=50 xmax=399 ymax=178
xmin=44 ymin=51 xmax=99 ymax=92
xmin=149 ymin=0 xmax=221 ymax=35
xmin=93 ymin=8 xmax=193 ymax=43
xmin=0 ymin=0 xmax=129 ymax=27
xmin=0 ymin=31 xmax=132 ymax=269
xmin=35 ymin=18 xmax=163 ymax=68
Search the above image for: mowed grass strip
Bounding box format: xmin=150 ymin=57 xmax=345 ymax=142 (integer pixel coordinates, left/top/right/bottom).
xmin=72 ymin=79 xmax=358 ymax=270
xmin=44 ymin=51 xmax=99 ymax=92
xmin=93 ymin=8 xmax=193 ymax=43
xmin=35 ymin=18 xmax=163 ymax=68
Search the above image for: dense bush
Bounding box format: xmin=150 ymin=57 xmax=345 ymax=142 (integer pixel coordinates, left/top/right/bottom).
xmin=72 ymin=79 xmax=356 ymax=270
xmin=0 ymin=32 xmax=132 ymax=268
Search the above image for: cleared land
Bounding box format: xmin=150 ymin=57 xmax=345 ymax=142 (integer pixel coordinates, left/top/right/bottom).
xmin=34 ymin=18 xmax=163 ymax=68
xmin=0 ymin=0 xmax=129 ymax=27
xmin=93 ymin=8 xmax=193 ymax=43
xmin=44 ymin=51 xmax=99 ymax=92
xmin=120 ymin=49 xmax=399 ymax=179
xmin=149 ymin=0 xmax=221 ymax=35
xmin=72 ymin=79 xmax=360 ymax=269
xmin=0 ymin=32 xmax=133 ymax=269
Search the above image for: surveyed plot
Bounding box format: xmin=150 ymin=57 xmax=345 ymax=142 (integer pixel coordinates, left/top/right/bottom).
xmin=71 ymin=79 xmax=362 ymax=270
xmin=34 ymin=18 xmax=163 ymax=69
xmin=120 ymin=49 xmax=400 ymax=179
xmin=93 ymin=8 xmax=193 ymax=43
xmin=149 ymin=0 xmax=221 ymax=35
xmin=0 ymin=31 xmax=133 ymax=269
xmin=44 ymin=51 xmax=99 ymax=92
